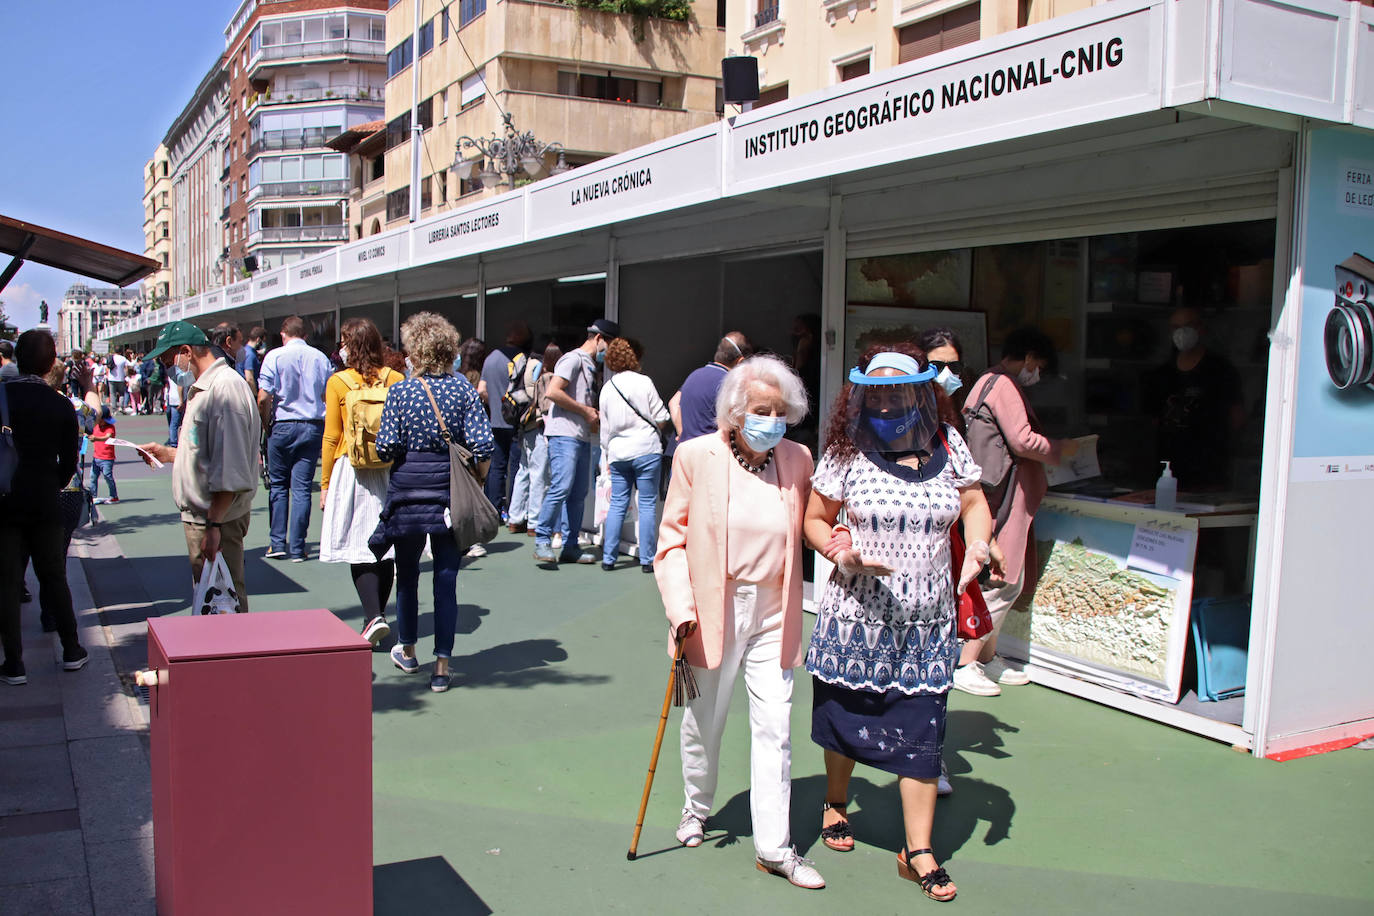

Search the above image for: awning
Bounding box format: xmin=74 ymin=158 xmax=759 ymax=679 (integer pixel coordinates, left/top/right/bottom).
xmin=0 ymin=214 xmax=159 ymax=292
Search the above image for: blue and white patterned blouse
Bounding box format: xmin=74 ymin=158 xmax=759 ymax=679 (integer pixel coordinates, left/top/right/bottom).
xmin=805 ymin=425 xmax=981 ymax=695
xmin=375 ymin=373 xmax=494 ymax=462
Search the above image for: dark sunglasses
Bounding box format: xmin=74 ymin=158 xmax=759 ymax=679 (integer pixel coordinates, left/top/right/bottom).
xmin=928 ymin=359 xmax=964 ymax=375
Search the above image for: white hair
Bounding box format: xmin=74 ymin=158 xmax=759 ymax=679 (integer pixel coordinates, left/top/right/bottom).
xmin=715 ymin=354 xmax=809 ymax=433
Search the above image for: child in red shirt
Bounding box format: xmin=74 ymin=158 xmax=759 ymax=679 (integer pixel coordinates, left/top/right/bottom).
xmin=89 ymin=407 xmax=119 ymax=504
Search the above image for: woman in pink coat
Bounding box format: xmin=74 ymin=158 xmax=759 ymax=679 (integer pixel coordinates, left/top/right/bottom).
xmin=655 ymin=354 xmax=825 ymax=891
xmin=954 ymin=326 xmax=1078 ymax=697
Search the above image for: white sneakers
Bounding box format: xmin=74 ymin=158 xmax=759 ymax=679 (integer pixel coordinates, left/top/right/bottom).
xmin=756 ymin=848 xmax=826 ymax=889
xmin=953 ymin=657 xmax=1031 ymax=696
xmin=465 ymin=543 xmax=488 ymax=558
xmin=676 ymin=810 xmax=705 ymax=847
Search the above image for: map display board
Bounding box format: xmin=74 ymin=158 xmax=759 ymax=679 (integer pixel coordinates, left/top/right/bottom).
xmin=998 ymin=496 xmax=1197 ymax=701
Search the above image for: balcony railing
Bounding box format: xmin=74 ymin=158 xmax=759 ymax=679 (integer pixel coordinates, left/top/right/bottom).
xmin=249 ymin=225 xmax=348 ymax=244
xmin=251 ymin=85 xmax=383 ymax=110
xmin=754 ymin=4 xmax=780 ymax=27
xmin=248 ymin=131 xmax=336 ymax=156
xmin=252 ymin=38 xmax=384 ymax=67
xmin=248 ymin=179 xmax=349 ymax=201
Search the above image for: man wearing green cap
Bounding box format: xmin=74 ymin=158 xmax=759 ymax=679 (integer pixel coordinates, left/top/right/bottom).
xmin=137 ymin=321 xmax=261 ymax=610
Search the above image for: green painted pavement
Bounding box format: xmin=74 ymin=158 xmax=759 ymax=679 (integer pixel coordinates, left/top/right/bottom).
xmin=89 ymin=416 xmax=1374 ymax=914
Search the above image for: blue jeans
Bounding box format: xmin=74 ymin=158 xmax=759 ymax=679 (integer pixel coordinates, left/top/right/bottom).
xmin=393 ymin=534 xmax=461 ymax=658
xmin=602 ymin=453 xmax=661 ymax=565
xmin=166 ymin=405 xmax=183 ymax=447
xmin=535 ymin=436 xmax=590 ymax=553
xmin=88 ymin=458 xmax=117 ymax=501
xmin=508 ymin=428 xmax=550 ymax=527
xmin=267 ymin=420 xmax=324 ymax=558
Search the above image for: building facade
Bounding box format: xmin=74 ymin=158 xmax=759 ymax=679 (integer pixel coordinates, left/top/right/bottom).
xmin=58 ymin=284 xmax=143 ymax=355
xmin=734 ymin=0 xmax=1097 ymax=104
xmin=142 ymin=145 xmax=174 ymax=306
xmin=222 ymin=0 xmax=388 ymax=275
xmin=165 ymin=59 xmax=230 ymax=296
xmin=380 ymin=0 xmax=726 ymax=229
xmin=326 ymin=118 xmax=386 ymax=239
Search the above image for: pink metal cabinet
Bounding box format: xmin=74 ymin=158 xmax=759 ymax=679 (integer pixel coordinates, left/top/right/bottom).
xmin=148 ymin=609 xmax=372 ymax=915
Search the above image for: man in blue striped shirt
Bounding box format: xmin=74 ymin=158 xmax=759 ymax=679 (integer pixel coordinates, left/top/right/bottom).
xmin=257 ymin=316 xmax=333 ymax=562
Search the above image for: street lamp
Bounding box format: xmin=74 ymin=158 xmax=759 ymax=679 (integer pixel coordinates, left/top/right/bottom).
xmin=454 ymin=112 xmax=569 ymax=191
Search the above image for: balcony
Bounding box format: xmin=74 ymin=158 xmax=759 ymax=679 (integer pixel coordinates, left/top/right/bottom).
xmin=250 ymin=38 xmax=384 ymax=76
xmin=249 ymin=131 xmax=336 ymax=156
xmin=498 ymin=90 xmax=713 ymax=158
xmin=248 ymin=225 xmax=348 ymax=245
xmin=500 ymin=2 xmax=722 ymax=78
xmin=247 ymin=179 xmax=349 ymax=203
xmin=754 ymin=4 xmax=779 ymax=27
xmin=250 ymin=85 xmax=383 ymax=113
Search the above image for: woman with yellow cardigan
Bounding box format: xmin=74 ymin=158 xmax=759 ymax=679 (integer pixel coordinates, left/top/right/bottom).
xmin=319 ymin=317 xmax=405 ymax=647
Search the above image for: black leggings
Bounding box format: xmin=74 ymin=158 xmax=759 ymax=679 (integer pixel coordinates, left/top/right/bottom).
xmin=350 ymin=560 xmax=395 ymax=620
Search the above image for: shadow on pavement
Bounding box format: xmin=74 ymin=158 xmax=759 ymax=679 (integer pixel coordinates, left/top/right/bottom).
xmin=374 ymin=856 xmax=492 ymax=915
xmin=89 ymin=510 xmax=184 ymax=536
xmin=455 ymin=603 xmax=489 ymax=635
xmin=449 ymin=638 xmax=609 ymax=689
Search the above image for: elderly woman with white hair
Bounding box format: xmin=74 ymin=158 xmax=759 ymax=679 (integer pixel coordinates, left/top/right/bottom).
xmin=655 ymin=354 xmax=824 ymax=890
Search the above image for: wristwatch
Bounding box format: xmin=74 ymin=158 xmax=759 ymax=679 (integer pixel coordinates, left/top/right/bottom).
xmin=207 ymin=521 xmax=223 ymax=529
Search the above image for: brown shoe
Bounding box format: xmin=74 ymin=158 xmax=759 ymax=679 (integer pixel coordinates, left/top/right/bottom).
xmin=508 ymin=521 xmax=527 ymax=534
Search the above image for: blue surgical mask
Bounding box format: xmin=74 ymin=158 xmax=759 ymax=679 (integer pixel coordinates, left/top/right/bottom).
xmin=174 ymin=367 xmax=196 ymax=388
xmin=935 ymin=366 xmax=963 ymax=396
xmin=595 ymin=348 xmax=606 ymax=365
xmin=865 ymin=404 xmax=925 ymax=445
xmin=740 ymin=414 xmax=786 ymax=452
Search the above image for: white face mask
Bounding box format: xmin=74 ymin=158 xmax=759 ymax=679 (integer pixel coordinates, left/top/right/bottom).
xmin=935 ymin=366 xmax=963 ymax=395
xmin=1172 ymin=327 xmax=1201 ymax=352
xmin=339 ymin=346 xmax=349 ymax=363
xmin=1017 ymin=365 xmax=1041 ymax=388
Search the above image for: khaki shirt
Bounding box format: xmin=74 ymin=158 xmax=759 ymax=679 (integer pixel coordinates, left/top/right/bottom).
xmin=172 ymin=359 xmax=261 ymax=524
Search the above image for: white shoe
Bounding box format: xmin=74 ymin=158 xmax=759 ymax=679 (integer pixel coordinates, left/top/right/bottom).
xmin=984 ymin=656 xmax=1030 ymax=686
xmin=676 ymin=810 xmax=705 ymax=847
xmin=937 ymin=759 xmax=953 ymax=797
xmin=551 ymin=533 xmax=563 ymax=550
xmin=465 ymin=543 xmax=487 ymax=558
xmin=756 ymin=848 xmax=825 ymax=889
xmin=952 ymin=661 xmax=1001 ymax=697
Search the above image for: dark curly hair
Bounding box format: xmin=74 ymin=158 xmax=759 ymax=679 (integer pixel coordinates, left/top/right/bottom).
xmin=822 ymin=340 xmax=958 ymax=464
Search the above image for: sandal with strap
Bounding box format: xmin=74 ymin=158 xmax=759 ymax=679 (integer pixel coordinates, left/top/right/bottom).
xmin=820 ymin=801 xmax=854 ymax=852
xmin=898 ymin=847 xmax=957 ymax=902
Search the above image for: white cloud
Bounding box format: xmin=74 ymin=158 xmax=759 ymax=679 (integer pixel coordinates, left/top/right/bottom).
xmin=1 ymin=281 xmax=47 ymax=331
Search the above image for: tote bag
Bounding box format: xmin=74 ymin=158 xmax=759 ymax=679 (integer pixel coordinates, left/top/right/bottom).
xmin=418 ymin=378 xmax=500 ymax=553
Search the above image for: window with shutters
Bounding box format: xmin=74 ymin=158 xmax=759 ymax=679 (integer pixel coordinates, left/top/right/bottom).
xmin=897 ymin=2 xmax=980 ymax=64
xmin=757 ymin=83 xmax=789 ymax=108
xmin=839 ymin=58 xmax=870 ymax=82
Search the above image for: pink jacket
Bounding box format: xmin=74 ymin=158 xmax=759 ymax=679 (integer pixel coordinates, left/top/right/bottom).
xmin=654 ymin=431 xmax=813 ymax=670
xmin=971 ymin=371 xmax=1063 ymax=590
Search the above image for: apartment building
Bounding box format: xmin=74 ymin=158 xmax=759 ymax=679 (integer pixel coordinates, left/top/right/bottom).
xmin=58 ymin=284 xmax=143 ymax=355
xmin=165 ymin=59 xmax=229 ymax=296
xmin=326 ymin=118 xmax=386 ymax=239
xmin=380 ymin=0 xmax=726 ymax=228
xmin=142 ymin=146 xmax=174 ymax=306
xmin=734 ymin=0 xmax=1096 ymax=104
xmin=221 ymin=0 xmax=388 ymax=275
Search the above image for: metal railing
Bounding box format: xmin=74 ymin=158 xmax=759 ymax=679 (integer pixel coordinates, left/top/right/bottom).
xmin=249 ymin=225 xmax=349 ymax=244
xmin=754 ymin=4 xmax=780 ymax=27
xmin=252 ymin=38 xmax=385 ymax=66
xmin=248 ymin=132 xmax=336 ymax=156
xmin=249 ymin=179 xmax=349 ymax=200
xmin=252 ymin=85 xmax=383 ymax=108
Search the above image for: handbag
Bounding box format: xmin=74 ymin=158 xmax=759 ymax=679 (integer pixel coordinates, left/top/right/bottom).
xmin=418 ymin=378 xmax=500 ymax=553
xmin=961 ymin=374 xmax=1018 ymax=535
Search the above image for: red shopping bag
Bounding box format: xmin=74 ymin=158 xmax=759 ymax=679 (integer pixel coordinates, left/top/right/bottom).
xmin=951 ymin=527 xmax=993 ymax=640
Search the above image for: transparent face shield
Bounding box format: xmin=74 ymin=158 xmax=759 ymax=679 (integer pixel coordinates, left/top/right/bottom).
xmin=845 ymin=355 xmax=941 ymax=454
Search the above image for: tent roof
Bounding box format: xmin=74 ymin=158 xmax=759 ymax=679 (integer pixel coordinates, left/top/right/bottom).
xmin=0 ymin=214 xmax=159 ymax=289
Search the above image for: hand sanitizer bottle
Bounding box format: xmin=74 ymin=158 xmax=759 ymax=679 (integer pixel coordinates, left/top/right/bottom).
xmin=1155 ymin=461 xmax=1178 ymax=511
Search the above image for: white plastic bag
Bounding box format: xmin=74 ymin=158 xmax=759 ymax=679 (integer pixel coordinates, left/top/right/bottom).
xmin=594 ymin=470 xmax=611 ymax=526
xmin=192 ymin=553 xmax=242 ymax=615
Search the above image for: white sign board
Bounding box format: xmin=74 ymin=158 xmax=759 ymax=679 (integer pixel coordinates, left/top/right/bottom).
xmin=224 ymin=281 xmax=253 ymax=308
xmin=410 ymin=195 xmax=525 ymax=267
xmin=1126 ymin=523 xmax=1194 ymax=578
xmin=201 ymin=290 xmax=222 ymax=312
xmin=91 ymin=339 xmax=110 ymax=354
xmin=289 ymin=251 xmax=339 ymax=294
xmin=338 ymin=231 xmax=407 ymax=281
xmin=527 ymin=127 xmax=720 ymax=240
xmin=254 ymin=269 xmax=286 ymax=299
xmin=727 ymin=3 xmax=1159 ymax=194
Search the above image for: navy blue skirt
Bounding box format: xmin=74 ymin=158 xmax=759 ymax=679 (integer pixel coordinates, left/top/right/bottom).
xmin=811 ymin=676 xmax=947 ymax=779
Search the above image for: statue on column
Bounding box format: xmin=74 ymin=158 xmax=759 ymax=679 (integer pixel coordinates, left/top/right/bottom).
xmin=39 ymin=300 xmax=48 ymax=325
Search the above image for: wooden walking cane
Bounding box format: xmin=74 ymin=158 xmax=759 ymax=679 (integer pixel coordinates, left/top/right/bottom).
xmin=627 ymin=623 xmax=698 ymax=860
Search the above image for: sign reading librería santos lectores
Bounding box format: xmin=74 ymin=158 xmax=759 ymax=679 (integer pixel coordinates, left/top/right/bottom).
xmin=728 ymin=5 xmax=1157 ymax=193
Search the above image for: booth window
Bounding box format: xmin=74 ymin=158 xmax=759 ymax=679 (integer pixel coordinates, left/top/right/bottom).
xmin=897 ymin=2 xmax=980 ymax=63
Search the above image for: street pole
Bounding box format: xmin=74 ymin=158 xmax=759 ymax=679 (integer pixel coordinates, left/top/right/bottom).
xmin=409 ymin=0 xmax=422 ymax=222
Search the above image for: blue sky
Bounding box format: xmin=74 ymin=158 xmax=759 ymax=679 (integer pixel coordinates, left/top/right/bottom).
xmin=0 ymin=1 xmax=231 ymax=332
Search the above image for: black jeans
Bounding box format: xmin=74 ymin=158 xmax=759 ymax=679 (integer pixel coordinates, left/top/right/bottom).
xmin=484 ymin=426 xmax=517 ymax=514
xmin=1 ymin=522 xmax=80 ymax=665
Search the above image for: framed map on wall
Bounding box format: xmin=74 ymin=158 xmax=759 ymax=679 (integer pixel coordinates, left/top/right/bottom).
xmin=844 ymin=306 xmax=989 ymax=374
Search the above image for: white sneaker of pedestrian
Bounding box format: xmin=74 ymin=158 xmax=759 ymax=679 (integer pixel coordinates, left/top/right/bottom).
xmin=984 ymin=655 xmax=1030 ymax=686
xmin=550 ymin=533 xmax=563 ymax=551
xmin=755 ymin=848 xmax=825 ymax=889
xmin=676 ymin=810 xmax=705 ymax=847
xmin=952 ymin=661 xmax=1001 ymax=697
xmin=937 ymin=759 xmax=953 ymax=797
xmin=466 ymin=543 xmax=488 ymax=558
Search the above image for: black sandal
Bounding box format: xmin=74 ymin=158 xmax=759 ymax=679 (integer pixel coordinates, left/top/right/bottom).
xmin=898 ymin=847 xmax=956 ymax=901
xmin=820 ymin=801 xmax=854 ymax=852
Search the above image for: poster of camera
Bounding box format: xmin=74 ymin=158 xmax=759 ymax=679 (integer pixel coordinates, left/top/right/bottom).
xmin=1289 ymin=129 xmax=1374 ymax=483
xmin=997 ymin=497 xmax=1197 ymax=702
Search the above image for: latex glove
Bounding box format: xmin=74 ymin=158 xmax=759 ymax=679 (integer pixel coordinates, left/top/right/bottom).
xmin=835 ymin=548 xmax=893 ymax=578
xmin=957 ymin=539 xmax=990 ymax=594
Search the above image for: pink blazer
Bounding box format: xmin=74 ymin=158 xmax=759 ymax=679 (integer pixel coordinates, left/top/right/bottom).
xmin=654 ymin=431 xmax=813 ymax=670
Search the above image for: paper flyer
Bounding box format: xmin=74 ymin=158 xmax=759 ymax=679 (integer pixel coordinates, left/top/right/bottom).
xmin=107 ymin=438 xmax=164 ymax=469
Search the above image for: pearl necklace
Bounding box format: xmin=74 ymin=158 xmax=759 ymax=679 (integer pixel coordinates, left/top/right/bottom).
xmin=730 ymin=432 xmax=774 ymax=474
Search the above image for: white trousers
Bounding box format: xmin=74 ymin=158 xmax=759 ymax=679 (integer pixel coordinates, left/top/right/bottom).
xmin=680 ymin=580 xmax=792 ymax=860
xmin=980 ymin=565 xmax=1027 ymax=642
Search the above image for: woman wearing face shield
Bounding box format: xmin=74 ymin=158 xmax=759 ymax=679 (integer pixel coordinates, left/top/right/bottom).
xmin=802 ymin=344 xmax=995 ymax=902
xmin=655 ymin=354 xmax=825 ymax=890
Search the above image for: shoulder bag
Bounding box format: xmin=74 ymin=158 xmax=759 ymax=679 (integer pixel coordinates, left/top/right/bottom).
xmin=0 ymin=381 xmax=17 ymax=495
xmin=418 ymin=377 xmax=500 ymax=553
xmin=961 ymin=374 xmax=1018 ymax=534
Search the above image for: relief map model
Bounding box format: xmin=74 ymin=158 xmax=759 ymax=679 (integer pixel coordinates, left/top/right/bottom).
xmin=1002 ymin=538 xmax=1175 ymax=683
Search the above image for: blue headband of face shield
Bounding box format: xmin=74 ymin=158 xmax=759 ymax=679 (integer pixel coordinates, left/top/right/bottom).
xmin=847 ymin=352 xmax=938 ymax=386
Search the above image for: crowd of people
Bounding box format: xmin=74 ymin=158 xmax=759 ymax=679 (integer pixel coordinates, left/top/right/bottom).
xmin=2 ymin=307 xmax=1081 ymax=902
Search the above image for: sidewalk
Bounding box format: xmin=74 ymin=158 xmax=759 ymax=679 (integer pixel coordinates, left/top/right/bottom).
xmin=3 ymin=415 xmax=1373 ymax=914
